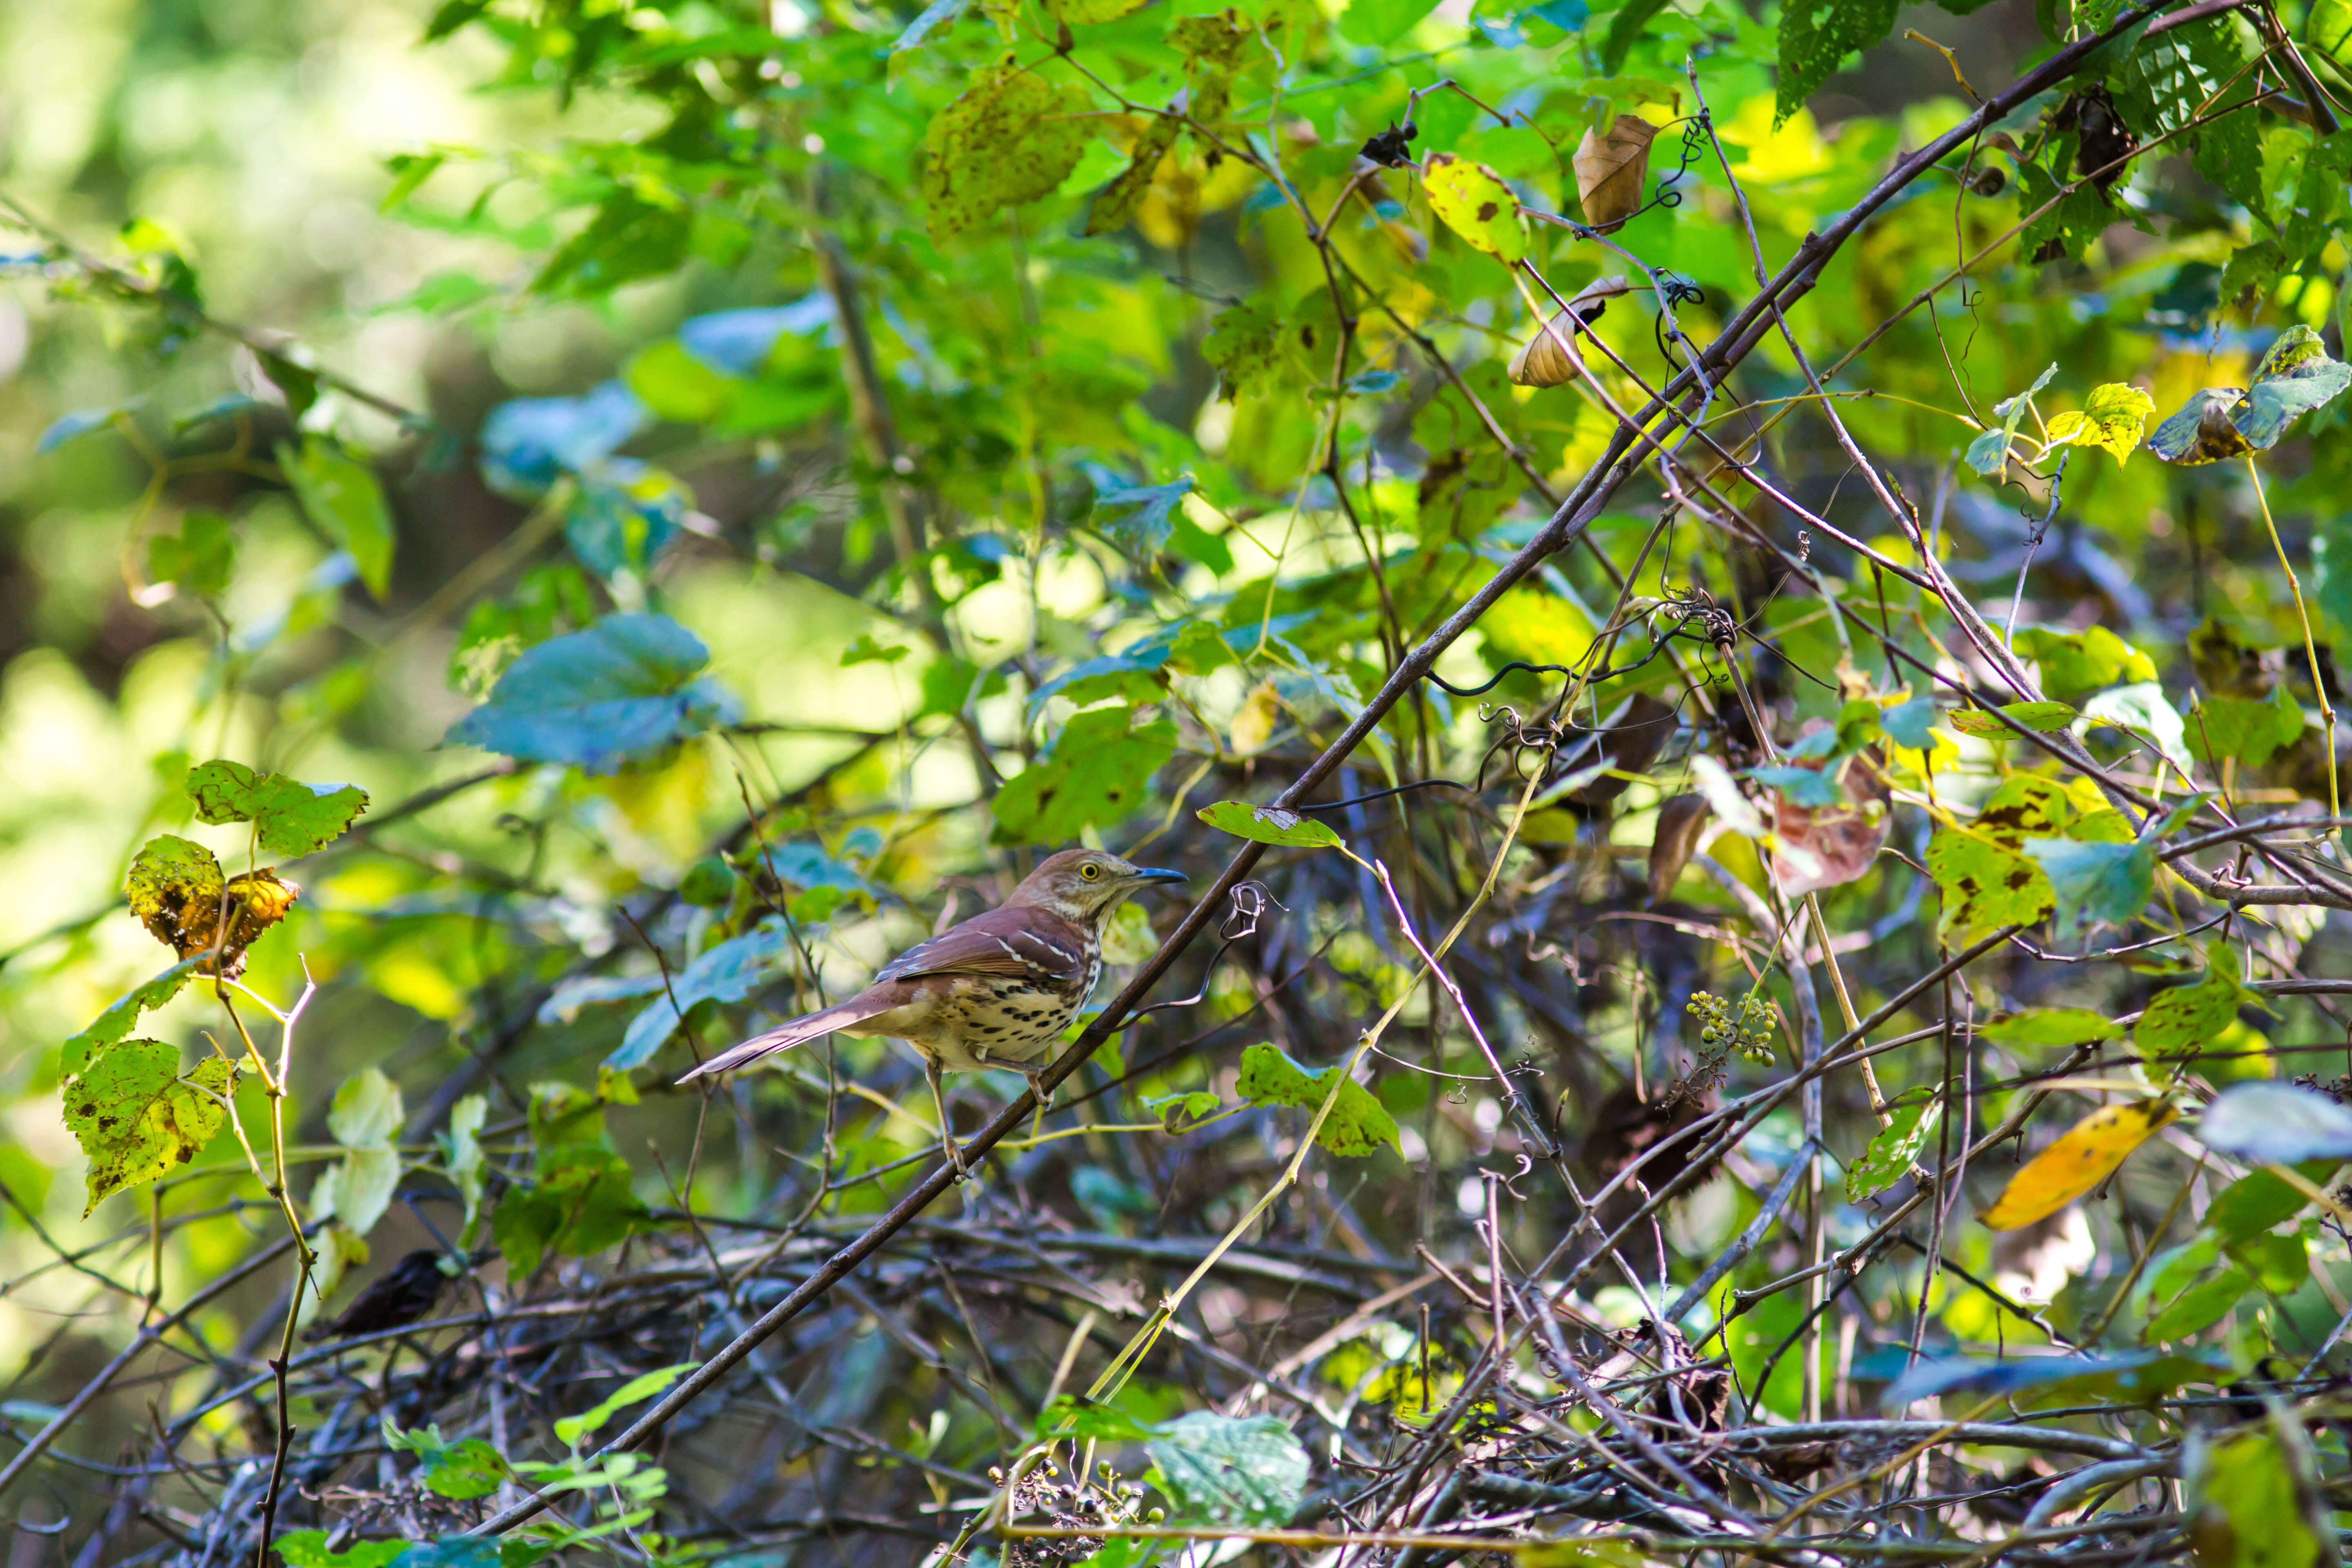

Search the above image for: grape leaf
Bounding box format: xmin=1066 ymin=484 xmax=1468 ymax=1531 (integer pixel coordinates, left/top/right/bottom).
xmin=187 ymin=759 xmax=370 ymax=857
xmin=62 ymin=1038 xmax=236 ymax=1216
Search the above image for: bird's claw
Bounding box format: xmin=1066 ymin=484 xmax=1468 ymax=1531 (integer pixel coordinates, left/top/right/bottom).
xmin=1025 ymin=1071 xmax=1055 ymax=1111
xmin=943 ymin=1137 xmax=970 ymax=1181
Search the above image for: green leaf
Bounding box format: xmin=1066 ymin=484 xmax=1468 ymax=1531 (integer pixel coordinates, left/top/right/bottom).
xmin=2010 ymin=626 xmax=2155 ymax=702
xmin=1964 ymin=365 xmax=2059 ymax=479
xmin=2186 ymin=684 xmax=2304 ymax=766
xmin=2189 ymin=1429 xmax=2324 ymax=1568
xmin=274 ymin=1530 xmax=408 ymax=1568
xmin=445 ymin=613 xmax=741 ymax=775
xmin=1775 ymin=0 xmax=1900 ymax=124
xmin=555 ymin=1364 xmax=693 ymax=1448
xmin=1422 ymin=154 xmax=1526 ymax=262
xmin=1597 ymin=0 xmax=1671 ymax=71
xmin=991 ymin=702 xmax=1176 ymax=844
xmin=1947 ymin=700 xmax=2076 ymax=736
xmin=1145 ymin=1411 xmax=1309 ymax=1526
xmin=1234 ymin=1042 xmax=1398 ymax=1156
xmin=1037 ymin=1394 xmax=1155 ymax=1442
xmin=2022 ymin=835 xmax=2157 ymax=940
xmin=2136 ymin=965 xmax=2252 ymax=1056
xmin=1846 ymin=1096 xmax=1941 ymax=1202
xmin=1086 ymin=117 xmax=1181 ymax=237
xmin=1087 ymin=472 xmax=1195 ymax=557
xmin=1924 ymin=829 xmax=2055 ymax=938
xmin=610 ymin=918 xmax=798 ymax=1069
xmin=187 ymin=759 xmax=370 ymax=857
xmin=61 ymin=1039 xmax=235 ymax=1216
xmin=312 ymin=1068 xmax=405 ymax=1237
xmin=920 ymin=57 xmax=1093 ymax=242
xmin=147 ymin=511 xmax=236 ymax=598
xmin=2226 ymin=1228 xmax=2306 ymax=1294
xmin=2146 ymin=1269 xmax=2252 ymax=1341
xmin=1045 ymin=0 xmax=1150 ymax=24
xmin=281 ymin=439 xmax=395 ymax=600
xmin=61 ymin=959 xmax=205 ymax=1075
xmin=1337 ymin=0 xmax=1443 ymax=46
xmin=2042 ymin=383 xmax=2156 ymax=464
xmin=2205 ymin=1167 xmax=2315 ymax=1242
xmin=1196 ymin=800 xmax=1343 ymax=849
xmin=840 ymin=633 xmax=910 ymax=667
xmin=2236 ymin=323 xmax=2352 ymax=448
xmin=444 ymin=1094 xmax=489 ymax=1233
xmin=1980 ymin=1007 xmax=2117 ymax=1049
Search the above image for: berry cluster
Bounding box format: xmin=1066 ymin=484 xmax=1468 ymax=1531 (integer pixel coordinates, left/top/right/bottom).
xmin=1688 ymin=989 xmax=1779 ymax=1066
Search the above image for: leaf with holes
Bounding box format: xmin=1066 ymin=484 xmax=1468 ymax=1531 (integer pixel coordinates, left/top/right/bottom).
xmin=1235 ymin=1043 xmax=1397 ymax=1156
xmin=1197 ymin=800 xmax=1342 ymax=849
xmin=1145 ymin=1412 xmax=1310 ymax=1526
xmin=187 ymin=760 xmax=370 ymax=858
xmin=125 ymin=835 xmax=298 ymax=973
xmin=2236 ymin=325 xmax=2352 ymax=449
xmin=920 ymin=58 xmax=1093 ymax=241
xmin=1846 ymin=1096 xmax=1941 ymax=1203
xmin=1980 ymin=1098 xmax=2176 ymax=1229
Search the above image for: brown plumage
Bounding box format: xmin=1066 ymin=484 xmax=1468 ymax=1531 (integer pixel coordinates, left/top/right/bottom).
xmin=679 ymin=848 xmax=1186 ymax=1174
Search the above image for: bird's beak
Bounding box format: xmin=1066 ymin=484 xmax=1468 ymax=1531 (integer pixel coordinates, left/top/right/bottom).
xmin=1131 ymin=866 xmax=1189 ymax=889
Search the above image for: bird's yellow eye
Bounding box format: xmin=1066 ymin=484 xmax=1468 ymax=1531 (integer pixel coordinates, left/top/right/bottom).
xmin=1080 ymin=862 xmax=1101 ymax=880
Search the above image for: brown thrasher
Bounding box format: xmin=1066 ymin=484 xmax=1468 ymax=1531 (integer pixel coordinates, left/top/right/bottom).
xmin=677 ymin=849 xmax=1186 ymax=1174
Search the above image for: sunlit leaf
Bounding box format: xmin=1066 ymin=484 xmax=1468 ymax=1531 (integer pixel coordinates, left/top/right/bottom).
xmin=2042 ymin=383 xmax=2156 ymax=465
xmin=991 ymin=702 xmax=1176 ymax=844
xmin=125 ymin=835 xmax=299 ymax=972
xmin=1571 ymin=115 xmax=1656 ymax=232
xmin=61 ymin=1039 xmax=236 ymax=1216
xmin=1422 ymin=153 xmax=1526 ymax=261
xmin=1235 ymin=1043 xmax=1397 ymax=1156
xmin=2136 ymin=965 xmax=2254 ymax=1057
xmin=1925 ymin=828 xmax=2054 ymax=938
xmin=1980 ymin=1097 xmax=2177 ymax=1229
xmin=1197 ymin=800 xmax=1343 ymax=849
xmin=186 ymin=759 xmax=370 ymax=858
xmin=2010 ymin=625 xmax=2154 ymax=702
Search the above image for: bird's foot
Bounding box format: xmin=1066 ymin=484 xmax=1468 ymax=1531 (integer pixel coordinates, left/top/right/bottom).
xmin=942 ymin=1134 xmax=970 ymax=1181
xmin=1025 ymin=1069 xmax=1055 ymax=1111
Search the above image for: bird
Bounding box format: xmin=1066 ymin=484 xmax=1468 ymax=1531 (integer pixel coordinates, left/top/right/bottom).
xmin=678 ymin=849 xmax=1187 ymax=1175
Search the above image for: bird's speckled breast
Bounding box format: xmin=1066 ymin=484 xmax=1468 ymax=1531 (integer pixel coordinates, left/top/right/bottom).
xmin=898 ymin=954 xmax=1101 ymax=1073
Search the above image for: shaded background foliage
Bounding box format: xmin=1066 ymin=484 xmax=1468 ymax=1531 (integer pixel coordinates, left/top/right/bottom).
xmin=11 ymin=0 xmax=2352 ymax=1563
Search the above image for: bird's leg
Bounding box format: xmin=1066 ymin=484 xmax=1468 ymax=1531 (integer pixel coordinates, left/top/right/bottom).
xmin=925 ymin=1057 xmax=968 ymax=1180
xmin=1024 ymin=1065 xmax=1055 ymax=1112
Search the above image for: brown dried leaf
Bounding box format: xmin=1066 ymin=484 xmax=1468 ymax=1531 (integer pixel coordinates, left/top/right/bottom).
xmin=1648 ymin=793 xmax=1711 ymax=902
xmin=1572 ymin=114 xmax=1658 ymax=234
xmin=1771 ymin=751 xmax=1891 ymax=897
xmin=1507 ymin=276 xmax=1630 ymax=388
xmin=125 ymin=834 xmax=298 ymax=979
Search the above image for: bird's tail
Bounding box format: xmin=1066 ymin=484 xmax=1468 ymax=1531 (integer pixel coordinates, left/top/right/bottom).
xmin=676 ymin=993 xmax=900 ymax=1083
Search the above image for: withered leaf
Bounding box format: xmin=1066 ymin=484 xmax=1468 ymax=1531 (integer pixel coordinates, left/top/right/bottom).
xmin=1573 ymin=114 xmax=1658 ymax=234
xmin=1771 ymin=750 xmax=1891 ymax=897
xmin=125 ymin=834 xmax=299 ymax=978
xmin=1648 ymin=792 xmax=1711 ymax=902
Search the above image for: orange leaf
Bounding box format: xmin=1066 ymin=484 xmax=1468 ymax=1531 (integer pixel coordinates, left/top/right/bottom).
xmin=1981 ymin=1098 xmax=2177 ymax=1230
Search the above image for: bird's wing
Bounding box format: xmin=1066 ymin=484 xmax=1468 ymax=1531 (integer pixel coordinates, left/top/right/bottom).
xmin=876 ymin=906 xmax=1088 ymax=984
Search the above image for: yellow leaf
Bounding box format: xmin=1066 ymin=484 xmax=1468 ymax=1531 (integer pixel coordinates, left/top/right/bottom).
xmin=1981 ymin=1098 xmax=2176 ymax=1229
xmin=2045 ymin=383 xmax=2157 ymax=466
xmin=1572 ymin=114 xmax=1657 ymax=233
xmin=1229 ymin=679 xmax=1281 ymax=755
xmin=1422 ymin=152 xmax=1525 ymax=261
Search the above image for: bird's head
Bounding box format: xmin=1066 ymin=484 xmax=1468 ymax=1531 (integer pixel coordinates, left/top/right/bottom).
xmin=1007 ymin=848 xmax=1188 ymax=927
